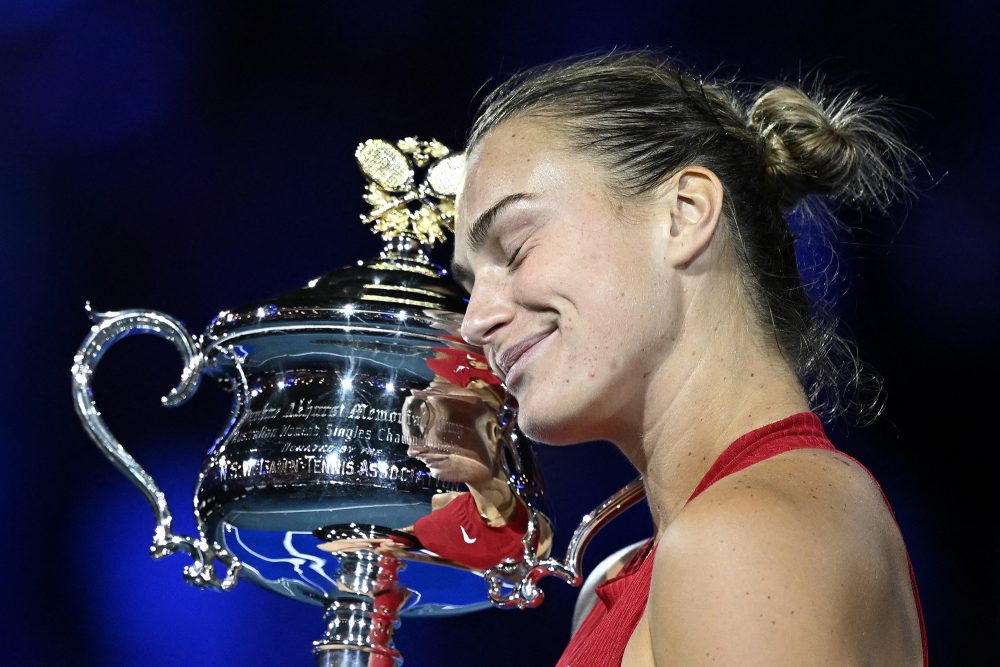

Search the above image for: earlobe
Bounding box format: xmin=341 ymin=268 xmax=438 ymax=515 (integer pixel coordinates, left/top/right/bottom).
xmin=665 ymin=167 xmax=724 ymax=268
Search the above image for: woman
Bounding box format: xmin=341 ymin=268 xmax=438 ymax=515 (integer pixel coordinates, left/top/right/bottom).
xmin=450 ymin=52 xmax=926 ymax=665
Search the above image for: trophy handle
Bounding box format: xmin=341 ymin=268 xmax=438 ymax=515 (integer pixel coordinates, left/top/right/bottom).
xmin=487 ymin=397 xmax=647 ymax=608
xmin=71 ymin=303 xmax=240 ymax=591
xmin=486 ymin=477 xmax=646 ymax=608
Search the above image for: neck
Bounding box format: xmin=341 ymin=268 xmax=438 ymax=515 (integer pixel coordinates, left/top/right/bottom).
xmin=612 ymin=311 xmax=810 ymax=535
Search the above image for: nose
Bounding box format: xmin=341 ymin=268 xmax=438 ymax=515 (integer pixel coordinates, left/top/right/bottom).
xmin=460 ymin=277 xmax=513 ymax=347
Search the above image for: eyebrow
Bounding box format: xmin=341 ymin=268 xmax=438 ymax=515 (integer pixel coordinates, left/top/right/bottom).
xmin=450 ymin=192 xmax=533 ymax=288
xmin=467 ymin=192 xmax=534 ymax=251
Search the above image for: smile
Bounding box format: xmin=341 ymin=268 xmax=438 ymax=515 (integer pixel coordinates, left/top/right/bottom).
xmin=499 ymin=330 xmax=554 ymax=390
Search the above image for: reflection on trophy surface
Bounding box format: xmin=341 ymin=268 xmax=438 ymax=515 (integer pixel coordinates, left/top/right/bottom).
xmin=315 ymin=347 xmax=552 ymax=574
xmin=401 ymin=348 xmax=552 ymax=570
xmin=72 ymin=136 xmax=641 ymax=666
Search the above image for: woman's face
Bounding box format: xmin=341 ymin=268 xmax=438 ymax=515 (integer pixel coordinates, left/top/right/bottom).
xmin=452 ymin=117 xmax=684 ymax=445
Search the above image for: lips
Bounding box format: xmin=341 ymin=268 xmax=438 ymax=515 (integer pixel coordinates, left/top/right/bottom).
xmin=496 ymin=330 xmax=553 ymax=386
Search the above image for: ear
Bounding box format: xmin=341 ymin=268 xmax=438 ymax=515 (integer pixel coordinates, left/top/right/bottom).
xmin=663 ymin=166 xmax=725 ymax=268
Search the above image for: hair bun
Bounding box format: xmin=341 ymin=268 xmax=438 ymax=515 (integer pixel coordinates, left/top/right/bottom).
xmin=749 ymin=85 xmax=914 ymax=211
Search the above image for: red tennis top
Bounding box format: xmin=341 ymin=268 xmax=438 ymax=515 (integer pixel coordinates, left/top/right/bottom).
xmin=555 ymin=412 xmax=927 ymax=666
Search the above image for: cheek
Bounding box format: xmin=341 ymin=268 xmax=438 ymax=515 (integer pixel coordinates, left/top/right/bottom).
xmin=565 ymin=285 xmax=673 ymax=397
xmin=566 ymin=319 xmax=620 ymax=380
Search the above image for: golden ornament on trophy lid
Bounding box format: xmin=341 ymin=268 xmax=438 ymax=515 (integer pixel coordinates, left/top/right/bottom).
xmin=357 ymin=137 xmax=465 ymax=247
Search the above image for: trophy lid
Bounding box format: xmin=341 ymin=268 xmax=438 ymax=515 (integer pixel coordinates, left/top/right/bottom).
xmin=201 ymin=138 xmax=470 ymax=367
xmin=204 ymin=239 xmax=468 ymax=338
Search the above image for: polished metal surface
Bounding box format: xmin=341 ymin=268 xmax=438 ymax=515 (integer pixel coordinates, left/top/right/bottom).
xmin=191 ymin=240 xmax=545 ymax=612
xmin=71 ymin=303 xmax=241 ymax=590
xmin=71 ymin=135 xmax=648 ymax=663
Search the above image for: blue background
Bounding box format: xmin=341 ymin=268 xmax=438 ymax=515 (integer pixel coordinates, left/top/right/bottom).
xmin=2 ymin=1 xmax=996 ymax=664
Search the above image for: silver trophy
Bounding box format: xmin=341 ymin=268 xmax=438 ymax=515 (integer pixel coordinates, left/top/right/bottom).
xmin=72 ymin=137 xmax=645 ymax=666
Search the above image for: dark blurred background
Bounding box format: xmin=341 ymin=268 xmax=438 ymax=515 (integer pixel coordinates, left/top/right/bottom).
xmin=2 ymin=1 xmax=996 ymax=664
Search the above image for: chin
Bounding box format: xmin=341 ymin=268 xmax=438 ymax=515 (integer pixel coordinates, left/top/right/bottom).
xmin=510 ymin=376 xmax=615 ymax=445
xmin=514 ymin=404 xmax=594 ymax=447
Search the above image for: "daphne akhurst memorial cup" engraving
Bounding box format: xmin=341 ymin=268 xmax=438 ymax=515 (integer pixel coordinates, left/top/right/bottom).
xmin=72 ymin=137 xmax=646 ymax=666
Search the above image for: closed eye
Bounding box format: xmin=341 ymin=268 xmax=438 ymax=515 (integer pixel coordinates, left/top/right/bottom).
xmin=506 ymin=242 xmax=526 ymax=268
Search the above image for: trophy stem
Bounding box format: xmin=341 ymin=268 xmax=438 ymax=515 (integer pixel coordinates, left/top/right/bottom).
xmin=313 ymin=552 xmax=409 ymax=667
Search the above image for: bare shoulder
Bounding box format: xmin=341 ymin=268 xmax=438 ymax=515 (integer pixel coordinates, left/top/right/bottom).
xmin=645 ymin=449 xmax=922 ymax=666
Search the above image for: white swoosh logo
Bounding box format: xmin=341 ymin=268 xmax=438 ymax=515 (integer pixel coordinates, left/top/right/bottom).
xmin=460 ymin=525 xmax=477 ymax=544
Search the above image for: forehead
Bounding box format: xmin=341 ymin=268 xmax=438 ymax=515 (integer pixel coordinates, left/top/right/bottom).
xmin=460 ymin=119 xmax=556 ymax=212
xmin=455 ymin=118 xmax=598 ymax=255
